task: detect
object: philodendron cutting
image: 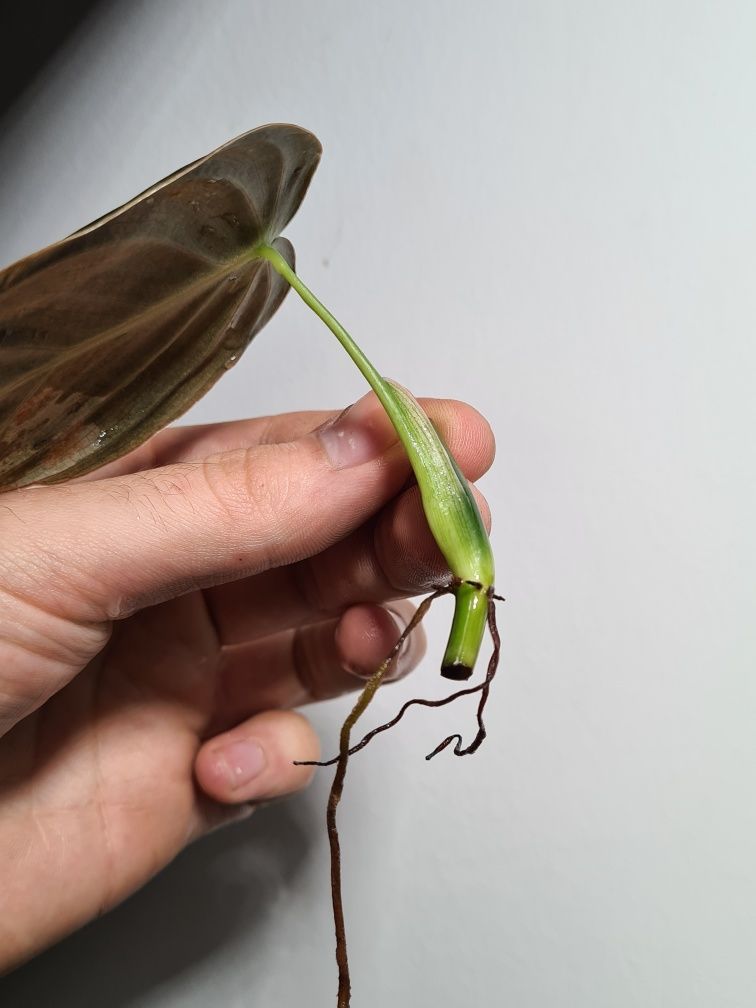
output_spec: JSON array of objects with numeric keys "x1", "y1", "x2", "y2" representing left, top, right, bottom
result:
[{"x1": 0, "y1": 124, "x2": 502, "y2": 1007}]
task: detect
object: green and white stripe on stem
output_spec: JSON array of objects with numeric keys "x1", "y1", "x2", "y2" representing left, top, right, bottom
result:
[{"x1": 257, "y1": 242, "x2": 494, "y2": 679}]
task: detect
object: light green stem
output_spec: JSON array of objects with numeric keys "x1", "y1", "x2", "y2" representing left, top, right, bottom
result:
[
  {"x1": 256, "y1": 245, "x2": 392, "y2": 412},
  {"x1": 258, "y1": 243, "x2": 494, "y2": 677}
]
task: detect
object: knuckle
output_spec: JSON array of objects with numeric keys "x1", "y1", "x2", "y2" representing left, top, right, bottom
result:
[
  {"x1": 198, "y1": 449, "x2": 257, "y2": 529},
  {"x1": 199, "y1": 440, "x2": 321, "y2": 570},
  {"x1": 200, "y1": 444, "x2": 291, "y2": 533},
  {"x1": 241, "y1": 445, "x2": 299, "y2": 550}
]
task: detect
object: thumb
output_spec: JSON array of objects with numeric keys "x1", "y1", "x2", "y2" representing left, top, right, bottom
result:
[{"x1": 0, "y1": 393, "x2": 403, "y2": 731}]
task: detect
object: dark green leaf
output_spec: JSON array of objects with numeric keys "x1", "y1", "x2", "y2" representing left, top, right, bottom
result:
[{"x1": 0, "y1": 123, "x2": 321, "y2": 490}]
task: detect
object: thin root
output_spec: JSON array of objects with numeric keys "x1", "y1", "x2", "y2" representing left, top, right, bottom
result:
[
  {"x1": 299, "y1": 591, "x2": 502, "y2": 767},
  {"x1": 298, "y1": 586, "x2": 502, "y2": 1008},
  {"x1": 310, "y1": 584, "x2": 452, "y2": 1008}
]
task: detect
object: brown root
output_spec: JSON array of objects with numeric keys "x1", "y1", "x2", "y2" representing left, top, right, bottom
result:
[
  {"x1": 309, "y1": 585, "x2": 452, "y2": 1008},
  {"x1": 299, "y1": 591, "x2": 502, "y2": 767},
  {"x1": 299, "y1": 586, "x2": 502, "y2": 1007}
]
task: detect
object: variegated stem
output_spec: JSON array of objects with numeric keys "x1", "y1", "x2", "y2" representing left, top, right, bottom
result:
[{"x1": 257, "y1": 243, "x2": 494, "y2": 677}]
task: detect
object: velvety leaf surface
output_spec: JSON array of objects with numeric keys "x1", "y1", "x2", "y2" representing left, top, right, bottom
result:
[{"x1": 0, "y1": 123, "x2": 321, "y2": 489}]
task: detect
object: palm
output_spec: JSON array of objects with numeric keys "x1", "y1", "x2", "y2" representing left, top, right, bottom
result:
[{"x1": 1, "y1": 591, "x2": 228, "y2": 952}]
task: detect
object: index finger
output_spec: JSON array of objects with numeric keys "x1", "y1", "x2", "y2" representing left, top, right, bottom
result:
[{"x1": 75, "y1": 408, "x2": 339, "y2": 481}]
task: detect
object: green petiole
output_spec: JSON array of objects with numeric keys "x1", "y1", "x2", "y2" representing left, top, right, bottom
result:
[{"x1": 257, "y1": 243, "x2": 494, "y2": 678}]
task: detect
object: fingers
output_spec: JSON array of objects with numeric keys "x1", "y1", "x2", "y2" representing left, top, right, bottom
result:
[
  {"x1": 0, "y1": 389, "x2": 406, "y2": 734},
  {"x1": 2, "y1": 393, "x2": 492, "y2": 637},
  {"x1": 195, "y1": 598, "x2": 428, "y2": 809},
  {"x1": 78, "y1": 409, "x2": 337, "y2": 482},
  {"x1": 1, "y1": 391, "x2": 421, "y2": 623},
  {"x1": 202, "y1": 395, "x2": 494, "y2": 644},
  {"x1": 195, "y1": 709, "x2": 320, "y2": 805},
  {"x1": 209, "y1": 599, "x2": 425, "y2": 732},
  {"x1": 196, "y1": 600, "x2": 426, "y2": 813},
  {"x1": 0, "y1": 390, "x2": 490, "y2": 745},
  {"x1": 80, "y1": 392, "x2": 491, "y2": 480},
  {"x1": 204, "y1": 479, "x2": 491, "y2": 646}
]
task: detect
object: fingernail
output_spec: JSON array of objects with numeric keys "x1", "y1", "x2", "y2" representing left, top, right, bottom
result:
[
  {"x1": 318, "y1": 392, "x2": 397, "y2": 469},
  {"x1": 215, "y1": 739, "x2": 267, "y2": 792}
]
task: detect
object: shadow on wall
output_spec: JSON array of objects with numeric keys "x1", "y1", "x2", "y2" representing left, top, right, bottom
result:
[
  {"x1": 0, "y1": 2, "x2": 109, "y2": 121},
  {"x1": 0, "y1": 800, "x2": 314, "y2": 1007}
]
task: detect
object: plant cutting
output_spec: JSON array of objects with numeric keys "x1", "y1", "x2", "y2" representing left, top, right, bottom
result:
[{"x1": 0, "y1": 124, "x2": 502, "y2": 1006}]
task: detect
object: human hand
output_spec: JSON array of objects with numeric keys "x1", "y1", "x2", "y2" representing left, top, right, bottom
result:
[{"x1": 0, "y1": 390, "x2": 493, "y2": 972}]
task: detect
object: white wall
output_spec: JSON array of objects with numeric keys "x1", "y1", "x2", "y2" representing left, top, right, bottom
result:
[{"x1": 2, "y1": 2, "x2": 755, "y2": 1005}]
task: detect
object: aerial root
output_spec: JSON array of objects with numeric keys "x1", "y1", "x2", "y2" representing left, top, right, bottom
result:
[
  {"x1": 304, "y1": 585, "x2": 503, "y2": 1008},
  {"x1": 310, "y1": 583, "x2": 454, "y2": 1008},
  {"x1": 294, "y1": 584, "x2": 453, "y2": 768},
  {"x1": 297, "y1": 589, "x2": 502, "y2": 768}
]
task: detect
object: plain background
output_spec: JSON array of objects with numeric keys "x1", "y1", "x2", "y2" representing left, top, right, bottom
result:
[{"x1": 1, "y1": 2, "x2": 755, "y2": 1005}]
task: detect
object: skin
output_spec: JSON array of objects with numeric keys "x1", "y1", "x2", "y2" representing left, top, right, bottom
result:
[{"x1": 0, "y1": 389, "x2": 494, "y2": 974}]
